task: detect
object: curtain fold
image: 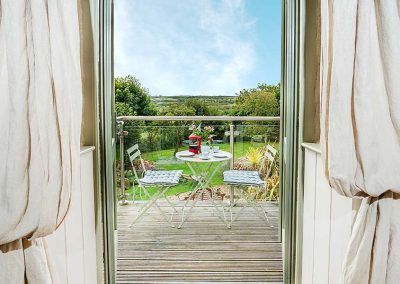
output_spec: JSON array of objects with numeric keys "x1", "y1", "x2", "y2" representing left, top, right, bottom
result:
[
  {"x1": 320, "y1": 0, "x2": 400, "y2": 283},
  {"x1": 0, "y1": 0, "x2": 82, "y2": 282}
]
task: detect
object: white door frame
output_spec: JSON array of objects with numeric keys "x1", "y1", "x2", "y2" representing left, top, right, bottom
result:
[{"x1": 97, "y1": 0, "x2": 304, "y2": 282}]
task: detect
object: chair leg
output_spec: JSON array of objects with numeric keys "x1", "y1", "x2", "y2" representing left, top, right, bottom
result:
[
  {"x1": 225, "y1": 185, "x2": 235, "y2": 226},
  {"x1": 139, "y1": 186, "x2": 143, "y2": 200},
  {"x1": 130, "y1": 186, "x2": 176, "y2": 228},
  {"x1": 147, "y1": 187, "x2": 177, "y2": 228},
  {"x1": 162, "y1": 193, "x2": 178, "y2": 213},
  {"x1": 229, "y1": 186, "x2": 273, "y2": 227},
  {"x1": 130, "y1": 187, "x2": 163, "y2": 227},
  {"x1": 230, "y1": 185, "x2": 235, "y2": 206},
  {"x1": 249, "y1": 191, "x2": 273, "y2": 227},
  {"x1": 133, "y1": 185, "x2": 138, "y2": 202},
  {"x1": 150, "y1": 187, "x2": 178, "y2": 227},
  {"x1": 229, "y1": 187, "x2": 250, "y2": 225}
]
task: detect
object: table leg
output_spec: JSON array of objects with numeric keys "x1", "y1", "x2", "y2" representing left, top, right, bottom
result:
[{"x1": 178, "y1": 161, "x2": 230, "y2": 228}]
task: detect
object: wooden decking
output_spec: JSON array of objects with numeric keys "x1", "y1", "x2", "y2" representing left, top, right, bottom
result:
[{"x1": 117, "y1": 201, "x2": 282, "y2": 283}]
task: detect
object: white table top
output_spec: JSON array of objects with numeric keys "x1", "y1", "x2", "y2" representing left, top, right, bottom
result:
[{"x1": 176, "y1": 150, "x2": 232, "y2": 163}]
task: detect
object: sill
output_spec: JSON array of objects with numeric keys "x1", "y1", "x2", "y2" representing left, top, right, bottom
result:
[
  {"x1": 80, "y1": 146, "x2": 95, "y2": 155},
  {"x1": 301, "y1": 142, "x2": 321, "y2": 154}
]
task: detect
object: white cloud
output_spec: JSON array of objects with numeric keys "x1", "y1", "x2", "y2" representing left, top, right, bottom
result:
[{"x1": 115, "y1": 0, "x2": 257, "y2": 96}]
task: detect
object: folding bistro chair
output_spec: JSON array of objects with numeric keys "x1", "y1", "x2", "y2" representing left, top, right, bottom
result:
[
  {"x1": 127, "y1": 144, "x2": 183, "y2": 228},
  {"x1": 223, "y1": 144, "x2": 277, "y2": 226}
]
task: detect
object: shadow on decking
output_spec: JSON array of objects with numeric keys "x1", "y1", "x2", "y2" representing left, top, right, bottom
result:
[{"x1": 117, "y1": 201, "x2": 283, "y2": 283}]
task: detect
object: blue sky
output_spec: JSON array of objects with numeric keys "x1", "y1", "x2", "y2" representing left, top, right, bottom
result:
[{"x1": 115, "y1": 0, "x2": 281, "y2": 96}]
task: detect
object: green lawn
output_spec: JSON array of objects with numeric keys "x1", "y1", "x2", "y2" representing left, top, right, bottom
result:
[{"x1": 124, "y1": 141, "x2": 279, "y2": 200}]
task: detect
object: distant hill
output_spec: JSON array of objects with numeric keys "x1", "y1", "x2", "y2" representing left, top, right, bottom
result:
[{"x1": 151, "y1": 96, "x2": 237, "y2": 113}]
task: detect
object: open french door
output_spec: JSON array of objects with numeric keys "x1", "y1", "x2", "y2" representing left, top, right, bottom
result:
[{"x1": 98, "y1": 0, "x2": 303, "y2": 283}]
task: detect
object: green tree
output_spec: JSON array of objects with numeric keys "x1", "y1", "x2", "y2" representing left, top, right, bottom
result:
[
  {"x1": 233, "y1": 89, "x2": 278, "y2": 117},
  {"x1": 115, "y1": 76, "x2": 157, "y2": 163},
  {"x1": 114, "y1": 75, "x2": 157, "y2": 117},
  {"x1": 158, "y1": 104, "x2": 195, "y2": 155},
  {"x1": 232, "y1": 84, "x2": 280, "y2": 141},
  {"x1": 257, "y1": 83, "x2": 280, "y2": 111},
  {"x1": 115, "y1": 101, "x2": 134, "y2": 116},
  {"x1": 184, "y1": 98, "x2": 221, "y2": 116}
]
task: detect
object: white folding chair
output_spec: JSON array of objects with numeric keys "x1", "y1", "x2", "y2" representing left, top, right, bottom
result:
[
  {"x1": 223, "y1": 144, "x2": 277, "y2": 226},
  {"x1": 127, "y1": 144, "x2": 183, "y2": 228}
]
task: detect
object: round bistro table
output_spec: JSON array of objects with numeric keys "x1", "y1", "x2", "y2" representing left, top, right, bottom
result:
[{"x1": 175, "y1": 150, "x2": 232, "y2": 228}]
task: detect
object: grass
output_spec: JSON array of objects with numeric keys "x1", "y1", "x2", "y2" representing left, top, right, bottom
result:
[{"x1": 124, "y1": 141, "x2": 279, "y2": 200}]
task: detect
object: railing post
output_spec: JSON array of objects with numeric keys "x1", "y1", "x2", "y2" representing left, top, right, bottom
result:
[
  {"x1": 118, "y1": 121, "x2": 128, "y2": 205},
  {"x1": 229, "y1": 124, "x2": 235, "y2": 204},
  {"x1": 229, "y1": 124, "x2": 234, "y2": 169}
]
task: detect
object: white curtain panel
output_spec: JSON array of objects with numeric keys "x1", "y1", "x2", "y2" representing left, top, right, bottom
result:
[
  {"x1": 320, "y1": 0, "x2": 400, "y2": 283},
  {"x1": 0, "y1": 0, "x2": 82, "y2": 283}
]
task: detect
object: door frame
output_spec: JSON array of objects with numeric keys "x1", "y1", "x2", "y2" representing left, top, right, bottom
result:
[
  {"x1": 98, "y1": 0, "x2": 117, "y2": 283},
  {"x1": 97, "y1": 0, "x2": 303, "y2": 282},
  {"x1": 280, "y1": 0, "x2": 303, "y2": 283}
]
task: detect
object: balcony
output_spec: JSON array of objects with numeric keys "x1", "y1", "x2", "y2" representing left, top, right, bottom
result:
[{"x1": 116, "y1": 116, "x2": 282, "y2": 283}]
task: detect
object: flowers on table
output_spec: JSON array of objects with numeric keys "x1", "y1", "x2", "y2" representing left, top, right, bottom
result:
[
  {"x1": 189, "y1": 123, "x2": 215, "y2": 143},
  {"x1": 188, "y1": 123, "x2": 216, "y2": 153}
]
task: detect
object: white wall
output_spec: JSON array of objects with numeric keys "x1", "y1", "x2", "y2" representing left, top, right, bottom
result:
[
  {"x1": 301, "y1": 144, "x2": 355, "y2": 284},
  {"x1": 45, "y1": 147, "x2": 97, "y2": 284}
]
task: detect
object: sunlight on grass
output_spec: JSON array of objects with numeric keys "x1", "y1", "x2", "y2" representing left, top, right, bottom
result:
[{"x1": 125, "y1": 141, "x2": 279, "y2": 200}]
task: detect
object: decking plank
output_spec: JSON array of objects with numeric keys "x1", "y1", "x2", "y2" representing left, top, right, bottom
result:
[{"x1": 117, "y1": 201, "x2": 282, "y2": 283}]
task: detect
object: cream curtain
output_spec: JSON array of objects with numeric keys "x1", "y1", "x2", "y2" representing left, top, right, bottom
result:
[
  {"x1": 0, "y1": 0, "x2": 82, "y2": 283},
  {"x1": 320, "y1": 0, "x2": 400, "y2": 283}
]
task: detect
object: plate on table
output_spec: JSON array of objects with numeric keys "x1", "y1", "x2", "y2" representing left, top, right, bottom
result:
[
  {"x1": 198, "y1": 154, "x2": 211, "y2": 160},
  {"x1": 179, "y1": 151, "x2": 195, "y2": 157},
  {"x1": 178, "y1": 151, "x2": 195, "y2": 157},
  {"x1": 213, "y1": 152, "x2": 229, "y2": 158}
]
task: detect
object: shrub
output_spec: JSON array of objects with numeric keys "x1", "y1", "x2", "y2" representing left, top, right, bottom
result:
[{"x1": 233, "y1": 146, "x2": 280, "y2": 201}]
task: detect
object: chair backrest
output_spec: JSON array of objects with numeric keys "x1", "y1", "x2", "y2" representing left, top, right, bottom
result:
[
  {"x1": 266, "y1": 144, "x2": 277, "y2": 160},
  {"x1": 260, "y1": 144, "x2": 277, "y2": 177},
  {"x1": 126, "y1": 144, "x2": 147, "y2": 183}
]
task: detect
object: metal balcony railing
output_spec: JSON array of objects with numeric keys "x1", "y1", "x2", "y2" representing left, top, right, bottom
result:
[{"x1": 116, "y1": 116, "x2": 280, "y2": 205}]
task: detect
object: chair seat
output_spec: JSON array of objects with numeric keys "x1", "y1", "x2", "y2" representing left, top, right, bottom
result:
[
  {"x1": 223, "y1": 170, "x2": 265, "y2": 186},
  {"x1": 140, "y1": 170, "x2": 183, "y2": 186}
]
